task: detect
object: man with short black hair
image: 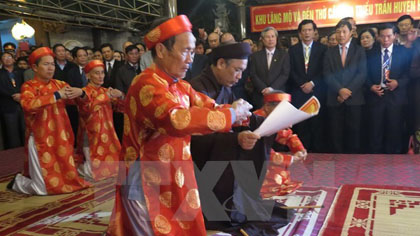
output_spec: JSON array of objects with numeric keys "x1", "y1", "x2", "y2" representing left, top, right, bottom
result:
[
  {"x1": 396, "y1": 14, "x2": 415, "y2": 46},
  {"x1": 324, "y1": 19, "x2": 367, "y2": 153},
  {"x1": 289, "y1": 19, "x2": 327, "y2": 152},
  {"x1": 53, "y1": 43, "x2": 76, "y2": 82},
  {"x1": 100, "y1": 43, "x2": 122, "y2": 88},
  {"x1": 366, "y1": 24, "x2": 410, "y2": 154}
]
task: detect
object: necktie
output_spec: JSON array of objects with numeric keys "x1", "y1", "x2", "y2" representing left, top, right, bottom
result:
[
  {"x1": 81, "y1": 70, "x2": 87, "y2": 87},
  {"x1": 304, "y1": 45, "x2": 310, "y2": 73},
  {"x1": 107, "y1": 62, "x2": 112, "y2": 78},
  {"x1": 267, "y1": 52, "x2": 273, "y2": 69},
  {"x1": 382, "y1": 48, "x2": 390, "y2": 86},
  {"x1": 341, "y1": 46, "x2": 347, "y2": 67}
]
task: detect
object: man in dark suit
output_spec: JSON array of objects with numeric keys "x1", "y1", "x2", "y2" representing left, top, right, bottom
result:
[
  {"x1": 100, "y1": 43, "x2": 122, "y2": 88},
  {"x1": 250, "y1": 27, "x2": 290, "y2": 109},
  {"x1": 115, "y1": 45, "x2": 141, "y2": 94},
  {"x1": 324, "y1": 20, "x2": 367, "y2": 153},
  {"x1": 53, "y1": 44, "x2": 76, "y2": 82},
  {"x1": 65, "y1": 47, "x2": 89, "y2": 144},
  {"x1": 289, "y1": 20, "x2": 327, "y2": 152},
  {"x1": 0, "y1": 52, "x2": 25, "y2": 149},
  {"x1": 366, "y1": 24, "x2": 411, "y2": 154}
]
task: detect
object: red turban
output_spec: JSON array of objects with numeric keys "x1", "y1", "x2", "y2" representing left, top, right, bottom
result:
[
  {"x1": 28, "y1": 47, "x2": 55, "y2": 66},
  {"x1": 84, "y1": 60, "x2": 105, "y2": 74},
  {"x1": 264, "y1": 92, "x2": 291, "y2": 103},
  {"x1": 144, "y1": 15, "x2": 192, "y2": 50}
]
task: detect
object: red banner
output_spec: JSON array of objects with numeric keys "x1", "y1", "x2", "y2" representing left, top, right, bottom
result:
[{"x1": 250, "y1": 0, "x2": 420, "y2": 32}]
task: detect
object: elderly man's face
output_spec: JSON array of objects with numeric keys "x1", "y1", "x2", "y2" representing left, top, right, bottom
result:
[
  {"x1": 216, "y1": 58, "x2": 247, "y2": 87},
  {"x1": 208, "y1": 33, "x2": 220, "y2": 49},
  {"x1": 398, "y1": 18, "x2": 413, "y2": 35},
  {"x1": 161, "y1": 32, "x2": 195, "y2": 79}
]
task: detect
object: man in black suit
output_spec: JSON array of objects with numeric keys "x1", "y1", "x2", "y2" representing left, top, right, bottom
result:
[
  {"x1": 289, "y1": 20, "x2": 327, "y2": 152},
  {"x1": 65, "y1": 47, "x2": 89, "y2": 144},
  {"x1": 0, "y1": 52, "x2": 25, "y2": 149},
  {"x1": 183, "y1": 53, "x2": 208, "y2": 82},
  {"x1": 53, "y1": 44, "x2": 76, "y2": 82},
  {"x1": 115, "y1": 45, "x2": 141, "y2": 94},
  {"x1": 100, "y1": 43, "x2": 122, "y2": 88},
  {"x1": 324, "y1": 20, "x2": 367, "y2": 153},
  {"x1": 250, "y1": 27, "x2": 290, "y2": 109},
  {"x1": 366, "y1": 24, "x2": 410, "y2": 154}
]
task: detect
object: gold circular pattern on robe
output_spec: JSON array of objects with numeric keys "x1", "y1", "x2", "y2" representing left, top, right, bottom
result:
[
  {"x1": 105, "y1": 155, "x2": 114, "y2": 163},
  {"x1": 101, "y1": 168, "x2": 110, "y2": 177},
  {"x1": 61, "y1": 185, "x2": 73, "y2": 193},
  {"x1": 130, "y1": 96, "x2": 137, "y2": 117},
  {"x1": 48, "y1": 120, "x2": 56, "y2": 131},
  {"x1": 123, "y1": 114, "x2": 130, "y2": 136},
  {"x1": 139, "y1": 85, "x2": 155, "y2": 107},
  {"x1": 154, "y1": 214, "x2": 171, "y2": 234},
  {"x1": 159, "y1": 191, "x2": 173, "y2": 208},
  {"x1": 33, "y1": 99, "x2": 42, "y2": 108},
  {"x1": 104, "y1": 121, "x2": 109, "y2": 130},
  {"x1": 49, "y1": 177, "x2": 60, "y2": 188},
  {"x1": 170, "y1": 110, "x2": 191, "y2": 130},
  {"x1": 46, "y1": 136, "x2": 55, "y2": 147},
  {"x1": 158, "y1": 128, "x2": 167, "y2": 135},
  {"x1": 42, "y1": 109, "x2": 48, "y2": 121},
  {"x1": 58, "y1": 145, "x2": 67, "y2": 157},
  {"x1": 93, "y1": 159, "x2": 101, "y2": 168},
  {"x1": 182, "y1": 143, "x2": 191, "y2": 160},
  {"x1": 54, "y1": 162, "x2": 60, "y2": 173},
  {"x1": 274, "y1": 174, "x2": 283, "y2": 185},
  {"x1": 195, "y1": 95, "x2": 204, "y2": 108},
  {"x1": 186, "y1": 188, "x2": 200, "y2": 209},
  {"x1": 175, "y1": 167, "x2": 185, "y2": 188},
  {"x1": 97, "y1": 94, "x2": 106, "y2": 101},
  {"x1": 101, "y1": 133, "x2": 109, "y2": 143},
  {"x1": 154, "y1": 103, "x2": 167, "y2": 118},
  {"x1": 272, "y1": 153, "x2": 284, "y2": 165},
  {"x1": 158, "y1": 143, "x2": 175, "y2": 163},
  {"x1": 94, "y1": 122, "x2": 101, "y2": 133},
  {"x1": 177, "y1": 219, "x2": 192, "y2": 230},
  {"x1": 125, "y1": 146, "x2": 137, "y2": 162},
  {"x1": 60, "y1": 130, "x2": 68, "y2": 141},
  {"x1": 93, "y1": 105, "x2": 101, "y2": 112},
  {"x1": 143, "y1": 167, "x2": 161, "y2": 186},
  {"x1": 42, "y1": 152, "x2": 52, "y2": 163},
  {"x1": 280, "y1": 171, "x2": 288, "y2": 178},
  {"x1": 97, "y1": 146, "x2": 105, "y2": 156},
  {"x1": 69, "y1": 156, "x2": 75, "y2": 166},
  {"x1": 109, "y1": 143, "x2": 117, "y2": 154},
  {"x1": 53, "y1": 104, "x2": 59, "y2": 115},
  {"x1": 37, "y1": 128, "x2": 45, "y2": 138},
  {"x1": 207, "y1": 111, "x2": 226, "y2": 131},
  {"x1": 144, "y1": 118, "x2": 154, "y2": 129},
  {"x1": 41, "y1": 168, "x2": 48, "y2": 177},
  {"x1": 66, "y1": 171, "x2": 76, "y2": 180},
  {"x1": 147, "y1": 27, "x2": 161, "y2": 43},
  {"x1": 93, "y1": 137, "x2": 99, "y2": 146}
]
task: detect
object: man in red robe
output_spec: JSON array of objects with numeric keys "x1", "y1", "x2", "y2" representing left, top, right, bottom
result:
[
  {"x1": 253, "y1": 91, "x2": 307, "y2": 198},
  {"x1": 9, "y1": 47, "x2": 90, "y2": 195},
  {"x1": 75, "y1": 60, "x2": 124, "y2": 181},
  {"x1": 106, "y1": 15, "x2": 253, "y2": 236}
]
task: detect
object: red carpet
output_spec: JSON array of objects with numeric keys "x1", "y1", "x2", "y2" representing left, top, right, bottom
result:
[
  {"x1": 0, "y1": 147, "x2": 25, "y2": 178},
  {"x1": 290, "y1": 154, "x2": 420, "y2": 188},
  {"x1": 319, "y1": 184, "x2": 420, "y2": 236}
]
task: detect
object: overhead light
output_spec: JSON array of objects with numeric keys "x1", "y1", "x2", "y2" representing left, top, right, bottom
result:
[{"x1": 11, "y1": 20, "x2": 35, "y2": 40}]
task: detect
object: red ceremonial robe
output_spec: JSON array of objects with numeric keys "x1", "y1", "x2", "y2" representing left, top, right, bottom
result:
[
  {"x1": 20, "y1": 77, "x2": 89, "y2": 194},
  {"x1": 254, "y1": 108, "x2": 304, "y2": 198},
  {"x1": 75, "y1": 83, "x2": 123, "y2": 181},
  {"x1": 107, "y1": 64, "x2": 233, "y2": 236}
]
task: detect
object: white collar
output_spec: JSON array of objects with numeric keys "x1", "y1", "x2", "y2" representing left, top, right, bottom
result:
[
  {"x1": 265, "y1": 48, "x2": 276, "y2": 55},
  {"x1": 381, "y1": 44, "x2": 394, "y2": 54},
  {"x1": 302, "y1": 41, "x2": 314, "y2": 49},
  {"x1": 340, "y1": 38, "x2": 352, "y2": 49}
]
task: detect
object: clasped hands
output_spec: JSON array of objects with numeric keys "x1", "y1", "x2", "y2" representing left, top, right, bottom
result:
[
  {"x1": 57, "y1": 86, "x2": 84, "y2": 99},
  {"x1": 107, "y1": 87, "x2": 124, "y2": 98}
]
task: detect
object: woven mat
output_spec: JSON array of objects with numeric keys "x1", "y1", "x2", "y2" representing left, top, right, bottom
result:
[
  {"x1": 0, "y1": 175, "x2": 115, "y2": 236},
  {"x1": 319, "y1": 184, "x2": 420, "y2": 236}
]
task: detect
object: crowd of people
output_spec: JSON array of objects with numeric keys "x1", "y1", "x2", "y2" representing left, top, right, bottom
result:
[{"x1": 0, "y1": 12, "x2": 420, "y2": 235}]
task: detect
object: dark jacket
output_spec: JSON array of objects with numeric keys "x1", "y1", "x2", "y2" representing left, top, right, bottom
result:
[
  {"x1": 324, "y1": 39, "x2": 367, "y2": 106},
  {"x1": 54, "y1": 60, "x2": 76, "y2": 83},
  {"x1": 115, "y1": 62, "x2": 141, "y2": 94},
  {"x1": 0, "y1": 67, "x2": 24, "y2": 113}
]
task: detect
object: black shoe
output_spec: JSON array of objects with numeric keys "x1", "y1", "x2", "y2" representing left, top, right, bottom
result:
[{"x1": 6, "y1": 176, "x2": 16, "y2": 190}]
